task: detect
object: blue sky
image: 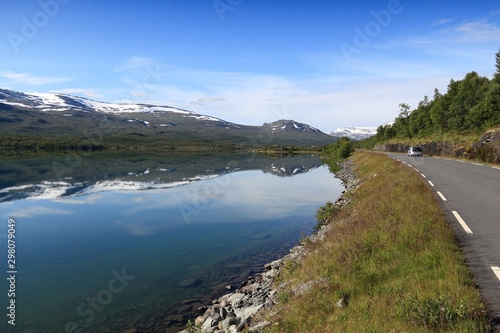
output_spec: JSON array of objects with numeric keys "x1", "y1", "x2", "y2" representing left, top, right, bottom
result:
[{"x1": 1, "y1": 0, "x2": 500, "y2": 132}]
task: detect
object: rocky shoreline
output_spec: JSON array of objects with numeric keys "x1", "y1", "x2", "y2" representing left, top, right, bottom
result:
[{"x1": 178, "y1": 160, "x2": 359, "y2": 333}]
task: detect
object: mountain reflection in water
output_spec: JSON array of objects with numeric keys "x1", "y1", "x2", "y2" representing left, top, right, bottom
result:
[{"x1": 0, "y1": 153, "x2": 342, "y2": 333}]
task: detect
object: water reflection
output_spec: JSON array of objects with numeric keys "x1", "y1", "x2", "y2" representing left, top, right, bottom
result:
[
  {"x1": 0, "y1": 153, "x2": 342, "y2": 333},
  {"x1": 0, "y1": 153, "x2": 323, "y2": 202}
]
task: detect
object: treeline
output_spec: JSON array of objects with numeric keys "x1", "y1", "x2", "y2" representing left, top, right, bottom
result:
[
  {"x1": 363, "y1": 48, "x2": 500, "y2": 147},
  {"x1": 0, "y1": 133, "x2": 248, "y2": 154}
]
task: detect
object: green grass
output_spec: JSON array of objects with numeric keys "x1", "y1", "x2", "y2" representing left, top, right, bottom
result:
[{"x1": 262, "y1": 151, "x2": 490, "y2": 333}]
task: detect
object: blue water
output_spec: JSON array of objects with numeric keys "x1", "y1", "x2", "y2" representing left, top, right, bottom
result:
[{"x1": 0, "y1": 156, "x2": 342, "y2": 333}]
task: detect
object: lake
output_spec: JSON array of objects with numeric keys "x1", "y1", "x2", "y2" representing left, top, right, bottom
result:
[{"x1": 0, "y1": 152, "x2": 343, "y2": 333}]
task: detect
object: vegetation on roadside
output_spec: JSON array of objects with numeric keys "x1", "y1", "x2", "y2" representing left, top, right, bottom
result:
[
  {"x1": 320, "y1": 137, "x2": 355, "y2": 172},
  {"x1": 360, "y1": 47, "x2": 500, "y2": 149},
  {"x1": 262, "y1": 152, "x2": 490, "y2": 332}
]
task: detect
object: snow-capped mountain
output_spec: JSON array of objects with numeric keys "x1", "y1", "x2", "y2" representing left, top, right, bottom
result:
[
  {"x1": 0, "y1": 88, "x2": 337, "y2": 146},
  {"x1": 330, "y1": 126, "x2": 377, "y2": 140},
  {"x1": 263, "y1": 119, "x2": 323, "y2": 133},
  {"x1": 0, "y1": 88, "x2": 242, "y2": 128}
]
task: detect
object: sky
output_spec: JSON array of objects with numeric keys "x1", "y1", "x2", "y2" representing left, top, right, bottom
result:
[{"x1": 1, "y1": 0, "x2": 500, "y2": 133}]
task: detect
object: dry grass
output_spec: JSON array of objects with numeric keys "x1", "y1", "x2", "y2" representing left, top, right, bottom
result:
[{"x1": 263, "y1": 152, "x2": 490, "y2": 333}]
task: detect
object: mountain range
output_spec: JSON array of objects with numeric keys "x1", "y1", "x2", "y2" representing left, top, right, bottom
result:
[{"x1": 0, "y1": 89, "x2": 337, "y2": 148}]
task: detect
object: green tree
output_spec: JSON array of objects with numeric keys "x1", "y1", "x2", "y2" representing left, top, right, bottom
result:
[
  {"x1": 494, "y1": 47, "x2": 500, "y2": 84},
  {"x1": 467, "y1": 82, "x2": 500, "y2": 130},
  {"x1": 448, "y1": 72, "x2": 489, "y2": 130},
  {"x1": 409, "y1": 96, "x2": 432, "y2": 136}
]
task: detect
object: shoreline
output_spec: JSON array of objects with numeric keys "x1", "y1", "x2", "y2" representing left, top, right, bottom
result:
[{"x1": 178, "y1": 160, "x2": 359, "y2": 333}]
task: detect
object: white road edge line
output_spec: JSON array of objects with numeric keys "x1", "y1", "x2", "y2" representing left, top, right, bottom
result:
[
  {"x1": 452, "y1": 211, "x2": 473, "y2": 234},
  {"x1": 458, "y1": 160, "x2": 465, "y2": 163},
  {"x1": 436, "y1": 191, "x2": 447, "y2": 201},
  {"x1": 428, "y1": 181, "x2": 435, "y2": 187},
  {"x1": 414, "y1": 168, "x2": 419, "y2": 172},
  {"x1": 420, "y1": 173, "x2": 427, "y2": 178},
  {"x1": 492, "y1": 266, "x2": 500, "y2": 282},
  {"x1": 492, "y1": 167, "x2": 500, "y2": 170},
  {"x1": 472, "y1": 163, "x2": 483, "y2": 166}
]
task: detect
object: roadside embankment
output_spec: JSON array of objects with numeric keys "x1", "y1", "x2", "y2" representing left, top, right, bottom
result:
[{"x1": 374, "y1": 128, "x2": 500, "y2": 163}]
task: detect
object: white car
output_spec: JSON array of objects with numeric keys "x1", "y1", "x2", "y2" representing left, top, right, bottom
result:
[{"x1": 408, "y1": 146, "x2": 423, "y2": 157}]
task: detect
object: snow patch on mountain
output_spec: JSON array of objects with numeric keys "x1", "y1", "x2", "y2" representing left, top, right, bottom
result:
[
  {"x1": 330, "y1": 126, "x2": 377, "y2": 140},
  {"x1": 264, "y1": 119, "x2": 323, "y2": 133}
]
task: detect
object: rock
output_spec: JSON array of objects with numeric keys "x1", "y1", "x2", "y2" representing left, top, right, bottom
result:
[
  {"x1": 220, "y1": 306, "x2": 228, "y2": 319},
  {"x1": 249, "y1": 320, "x2": 272, "y2": 332},
  {"x1": 211, "y1": 313, "x2": 221, "y2": 324},
  {"x1": 202, "y1": 317, "x2": 214, "y2": 331},
  {"x1": 293, "y1": 278, "x2": 330, "y2": 296},
  {"x1": 177, "y1": 278, "x2": 203, "y2": 288},
  {"x1": 220, "y1": 316, "x2": 239, "y2": 331},
  {"x1": 226, "y1": 293, "x2": 246, "y2": 308},
  {"x1": 234, "y1": 305, "x2": 263, "y2": 323},
  {"x1": 336, "y1": 297, "x2": 349, "y2": 308},
  {"x1": 194, "y1": 315, "x2": 205, "y2": 327}
]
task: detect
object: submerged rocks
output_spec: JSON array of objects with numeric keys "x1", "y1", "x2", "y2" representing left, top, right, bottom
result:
[
  {"x1": 178, "y1": 161, "x2": 359, "y2": 333},
  {"x1": 178, "y1": 278, "x2": 203, "y2": 288}
]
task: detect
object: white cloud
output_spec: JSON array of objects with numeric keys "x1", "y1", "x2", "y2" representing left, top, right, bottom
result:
[
  {"x1": 59, "y1": 194, "x2": 104, "y2": 205},
  {"x1": 452, "y1": 18, "x2": 500, "y2": 41},
  {"x1": 192, "y1": 96, "x2": 226, "y2": 105},
  {"x1": 431, "y1": 18, "x2": 455, "y2": 27},
  {"x1": 1, "y1": 71, "x2": 71, "y2": 85},
  {"x1": 100, "y1": 62, "x2": 454, "y2": 130},
  {"x1": 114, "y1": 56, "x2": 158, "y2": 72},
  {"x1": 8, "y1": 206, "x2": 73, "y2": 218},
  {"x1": 50, "y1": 88, "x2": 102, "y2": 99}
]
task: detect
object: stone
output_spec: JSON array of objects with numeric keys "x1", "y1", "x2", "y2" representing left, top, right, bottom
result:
[
  {"x1": 194, "y1": 315, "x2": 205, "y2": 327},
  {"x1": 211, "y1": 313, "x2": 221, "y2": 324},
  {"x1": 177, "y1": 278, "x2": 203, "y2": 288},
  {"x1": 249, "y1": 320, "x2": 272, "y2": 332},
  {"x1": 234, "y1": 304, "x2": 263, "y2": 323},
  {"x1": 220, "y1": 316, "x2": 239, "y2": 331},
  {"x1": 336, "y1": 297, "x2": 348, "y2": 308},
  {"x1": 220, "y1": 306, "x2": 228, "y2": 319},
  {"x1": 293, "y1": 278, "x2": 329, "y2": 296},
  {"x1": 226, "y1": 293, "x2": 246, "y2": 308},
  {"x1": 201, "y1": 317, "x2": 213, "y2": 332}
]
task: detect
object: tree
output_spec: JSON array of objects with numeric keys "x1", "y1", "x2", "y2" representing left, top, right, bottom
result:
[
  {"x1": 467, "y1": 82, "x2": 500, "y2": 130},
  {"x1": 409, "y1": 96, "x2": 432, "y2": 136},
  {"x1": 398, "y1": 103, "x2": 411, "y2": 119},
  {"x1": 448, "y1": 72, "x2": 489, "y2": 130},
  {"x1": 433, "y1": 88, "x2": 442, "y2": 101},
  {"x1": 494, "y1": 47, "x2": 500, "y2": 84}
]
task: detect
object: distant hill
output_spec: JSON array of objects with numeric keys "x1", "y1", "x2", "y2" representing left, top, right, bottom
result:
[{"x1": 0, "y1": 89, "x2": 338, "y2": 148}]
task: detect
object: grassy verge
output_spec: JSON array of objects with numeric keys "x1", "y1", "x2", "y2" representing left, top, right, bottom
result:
[{"x1": 263, "y1": 151, "x2": 490, "y2": 332}]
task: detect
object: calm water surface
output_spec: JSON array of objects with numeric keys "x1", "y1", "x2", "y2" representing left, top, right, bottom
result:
[{"x1": 0, "y1": 153, "x2": 342, "y2": 332}]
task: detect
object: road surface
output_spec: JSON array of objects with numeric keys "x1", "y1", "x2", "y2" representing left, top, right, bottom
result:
[{"x1": 386, "y1": 152, "x2": 500, "y2": 329}]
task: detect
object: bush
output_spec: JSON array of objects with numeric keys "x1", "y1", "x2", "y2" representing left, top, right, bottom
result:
[{"x1": 314, "y1": 201, "x2": 339, "y2": 230}]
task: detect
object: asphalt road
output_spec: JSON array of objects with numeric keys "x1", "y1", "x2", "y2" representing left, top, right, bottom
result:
[{"x1": 385, "y1": 152, "x2": 500, "y2": 329}]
